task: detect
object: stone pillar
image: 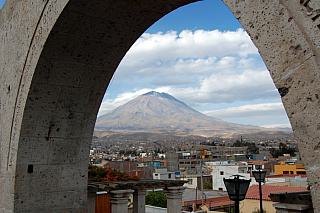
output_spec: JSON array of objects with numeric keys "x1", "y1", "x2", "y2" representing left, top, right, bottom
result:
[
  {"x1": 110, "y1": 189, "x2": 134, "y2": 213},
  {"x1": 273, "y1": 203, "x2": 313, "y2": 213},
  {"x1": 87, "y1": 190, "x2": 97, "y2": 213},
  {"x1": 270, "y1": 191, "x2": 314, "y2": 213},
  {"x1": 164, "y1": 186, "x2": 185, "y2": 213},
  {"x1": 133, "y1": 189, "x2": 146, "y2": 213}
]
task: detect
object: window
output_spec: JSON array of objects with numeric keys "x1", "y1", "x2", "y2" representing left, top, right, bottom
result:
[
  {"x1": 188, "y1": 179, "x2": 193, "y2": 184},
  {"x1": 154, "y1": 173, "x2": 159, "y2": 176},
  {"x1": 283, "y1": 171, "x2": 289, "y2": 174},
  {"x1": 220, "y1": 171, "x2": 224, "y2": 175},
  {"x1": 290, "y1": 171, "x2": 294, "y2": 174},
  {"x1": 297, "y1": 171, "x2": 306, "y2": 175},
  {"x1": 168, "y1": 173, "x2": 172, "y2": 179},
  {"x1": 218, "y1": 188, "x2": 223, "y2": 191}
]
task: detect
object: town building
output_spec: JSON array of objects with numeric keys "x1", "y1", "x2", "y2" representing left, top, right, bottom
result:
[
  {"x1": 206, "y1": 161, "x2": 250, "y2": 191},
  {"x1": 241, "y1": 184, "x2": 308, "y2": 213},
  {"x1": 181, "y1": 175, "x2": 212, "y2": 190},
  {"x1": 153, "y1": 168, "x2": 178, "y2": 180},
  {"x1": 274, "y1": 161, "x2": 306, "y2": 175}
]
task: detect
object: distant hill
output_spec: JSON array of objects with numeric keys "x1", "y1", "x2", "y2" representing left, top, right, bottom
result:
[{"x1": 95, "y1": 91, "x2": 287, "y2": 137}]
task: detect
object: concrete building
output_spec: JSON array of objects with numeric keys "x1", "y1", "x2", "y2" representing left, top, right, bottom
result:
[
  {"x1": 182, "y1": 175, "x2": 212, "y2": 189},
  {"x1": 274, "y1": 161, "x2": 306, "y2": 175},
  {"x1": 166, "y1": 151, "x2": 179, "y2": 172},
  {"x1": 206, "y1": 161, "x2": 250, "y2": 191},
  {"x1": 200, "y1": 146, "x2": 248, "y2": 160},
  {"x1": 266, "y1": 174, "x2": 308, "y2": 187},
  {"x1": 153, "y1": 168, "x2": 177, "y2": 180}
]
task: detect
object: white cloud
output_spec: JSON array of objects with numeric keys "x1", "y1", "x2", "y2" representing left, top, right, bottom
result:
[
  {"x1": 115, "y1": 29, "x2": 259, "y2": 79},
  {"x1": 125, "y1": 29, "x2": 257, "y2": 62},
  {"x1": 110, "y1": 29, "x2": 275, "y2": 102},
  {"x1": 204, "y1": 103, "x2": 286, "y2": 118},
  {"x1": 203, "y1": 103, "x2": 291, "y2": 128},
  {"x1": 159, "y1": 69, "x2": 278, "y2": 104},
  {"x1": 101, "y1": 28, "x2": 287, "y2": 127},
  {"x1": 261, "y1": 124, "x2": 292, "y2": 129}
]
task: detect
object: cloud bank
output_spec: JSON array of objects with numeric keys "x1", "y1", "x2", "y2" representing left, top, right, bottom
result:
[{"x1": 99, "y1": 29, "x2": 290, "y2": 128}]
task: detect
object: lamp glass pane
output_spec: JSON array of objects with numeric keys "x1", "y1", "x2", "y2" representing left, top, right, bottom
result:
[
  {"x1": 224, "y1": 179, "x2": 236, "y2": 200},
  {"x1": 253, "y1": 170, "x2": 267, "y2": 182},
  {"x1": 238, "y1": 179, "x2": 251, "y2": 200},
  {"x1": 223, "y1": 176, "x2": 251, "y2": 201}
]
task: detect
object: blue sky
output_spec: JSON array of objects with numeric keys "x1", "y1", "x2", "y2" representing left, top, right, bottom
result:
[
  {"x1": 0, "y1": 0, "x2": 289, "y2": 128},
  {"x1": 100, "y1": 0, "x2": 291, "y2": 128},
  {"x1": 99, "y1": 0, "x2": 291, "y2": 128},
  {"x1": 0, "y1": 0, "x2": 5, "y2": 8}
]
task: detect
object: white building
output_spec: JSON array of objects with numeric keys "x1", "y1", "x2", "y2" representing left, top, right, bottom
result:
[
  {"x1": 153, "y1": 168, "x2": 176, "y2": 180},
  {"x1": 206, "y1": 161, "x2": 251, "y2": 191},
  {"x1": 182, "y1": 176, "x2": 198, "y2": 189},
  {"x1": 140, "y1": 152, "x2": 148, "y2": 158}
]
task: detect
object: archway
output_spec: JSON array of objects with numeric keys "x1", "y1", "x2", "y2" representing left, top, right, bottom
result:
[{"x1": 0, "y1": 0, "x2": 320, "y2": 212}]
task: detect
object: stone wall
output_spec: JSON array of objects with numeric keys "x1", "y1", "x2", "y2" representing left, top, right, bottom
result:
[{"x1": 1, "y1": 0, "x2": 320, "y2": 212}]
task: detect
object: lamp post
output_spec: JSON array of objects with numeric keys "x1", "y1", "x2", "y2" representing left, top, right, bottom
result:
[
  {"x1": 223, "y1": 175, "x2": 251, "y2": 213},
  {"x1": 252, "y1": 169, "x2": 267, "y2": 213}
]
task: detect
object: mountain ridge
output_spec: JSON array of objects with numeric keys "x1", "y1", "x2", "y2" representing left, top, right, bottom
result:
[{"x1": 96, "y1": 91, "x2": 281, "y2": 137}]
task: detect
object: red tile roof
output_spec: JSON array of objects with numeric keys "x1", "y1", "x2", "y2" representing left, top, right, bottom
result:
[
  {"x1": 267, "y1": 174, "x2": 307, "y2": 178},
  {"x1": 246, "y1": 184, "x2": 308, "y2": 201},
  {"x1": 184, "y1": 196, "x2": 234, "y2": 208},
  {"x1": 247, "y1": 160, "x2": 268, "y2": 165}
]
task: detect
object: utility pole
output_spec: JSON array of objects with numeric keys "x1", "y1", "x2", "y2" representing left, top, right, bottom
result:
[
  {"x1": 259, "y1": 180, "x2": 263, "y2": 213},
  {"x1": 195, "y1": 186, "x2": 198, "y2": 211},
  {"x1": 200, "y1": 160, "x2": 204, "y2": 206}
]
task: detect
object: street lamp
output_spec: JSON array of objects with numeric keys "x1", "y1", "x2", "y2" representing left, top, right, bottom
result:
[
  {"x1": 223, "y1": 175, "x2": 251, "y2": 213},
  {"x1": 252, "y1": 169, "x2": 267, "y2": 213}
]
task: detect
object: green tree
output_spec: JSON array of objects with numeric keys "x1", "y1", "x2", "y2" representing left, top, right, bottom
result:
[
  {"x1": 203, "y1": 180, "x2": 213, "y2": 190},
  {"x1": 88, "y1": 165, "x2": 105, "y2": 181},
  {"x1": 232, "y1": 139, "x2": 259, "y2": 154},
  {"x1": 146, "y1": 191, "x2": 167, "y2": 208},
  {"x1": 270, "y1": 142, "x2": 297, "y2": 158}
]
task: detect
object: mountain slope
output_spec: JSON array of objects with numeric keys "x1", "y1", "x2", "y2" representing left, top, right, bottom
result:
[{"x1": 95, "y1": 91, "x2": 271, "y2": 136}]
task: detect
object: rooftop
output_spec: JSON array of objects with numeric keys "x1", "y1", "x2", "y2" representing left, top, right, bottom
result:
[
  {"x1": 183, "y1": 189, "x2": 228, "y2": 201},
  {"x1": 247, "y1": 160, "x2": 268, "y2": 165},
  {"x1": 88, "y1": 179, "x2": 187, "y2": 192},
  {"x1": 183, "y1": 196, "x2": 234, "y2": 208},
  {"x1": 267, "y1": 174, "x2": 307, "y2": 178},
  {"x1": 246, "y1": 184, "x2": 308, "y2": 201}
]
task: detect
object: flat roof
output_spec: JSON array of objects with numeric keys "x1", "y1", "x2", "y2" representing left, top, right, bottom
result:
[{"x1": 88, "y1": 179, "x2": 187, "y2": 192}]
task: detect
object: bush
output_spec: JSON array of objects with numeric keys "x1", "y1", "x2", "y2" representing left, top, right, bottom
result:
[
  {"x1": 203, "y1": 180, "x2": 212, "y2": 190},
  {"x1": 88, "y1": 165, "x2": 139, "y2": 182},
  {"x1": 146, "y1": 191, "x2": 167, "y2": 208},
  {"x1": 88, "y1": 165, "x2": 106, "y2": 181}
]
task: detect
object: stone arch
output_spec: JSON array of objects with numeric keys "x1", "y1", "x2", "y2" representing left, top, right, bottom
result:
[{"x1": 1, "y1": 0, "x2": 320, "y2": 212}]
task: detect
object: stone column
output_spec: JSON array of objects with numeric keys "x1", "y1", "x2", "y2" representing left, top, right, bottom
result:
[
  {"x1": 273, "y1": 203, "x2": 313, "y2": 213},
  {"x1": 270, "y1": 191, "x2": 313, "y2": 213},
  {"x1": 133, "y1": 189, "x2": 146, "y2": 213},
  {"x1": 87, "y1": 190, "x2": 97, "y2": 213},
  {"x1": 164, "y1": 186, "x2": 185, "y2": 213},
  {"x1": 110, "y1": 189, "x2": 134, "y2": 213}
]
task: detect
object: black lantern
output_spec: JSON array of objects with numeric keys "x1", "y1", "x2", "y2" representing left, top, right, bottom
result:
[
  {"x1": 252, "y1": 169, "x2": 267, "y2": 213},
  {"x1": 223, "y1": 175, "x2": 251, "y2": 213},
  {"x1": 252, "y1": 169, "x2": 267, "y2": 183}
]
